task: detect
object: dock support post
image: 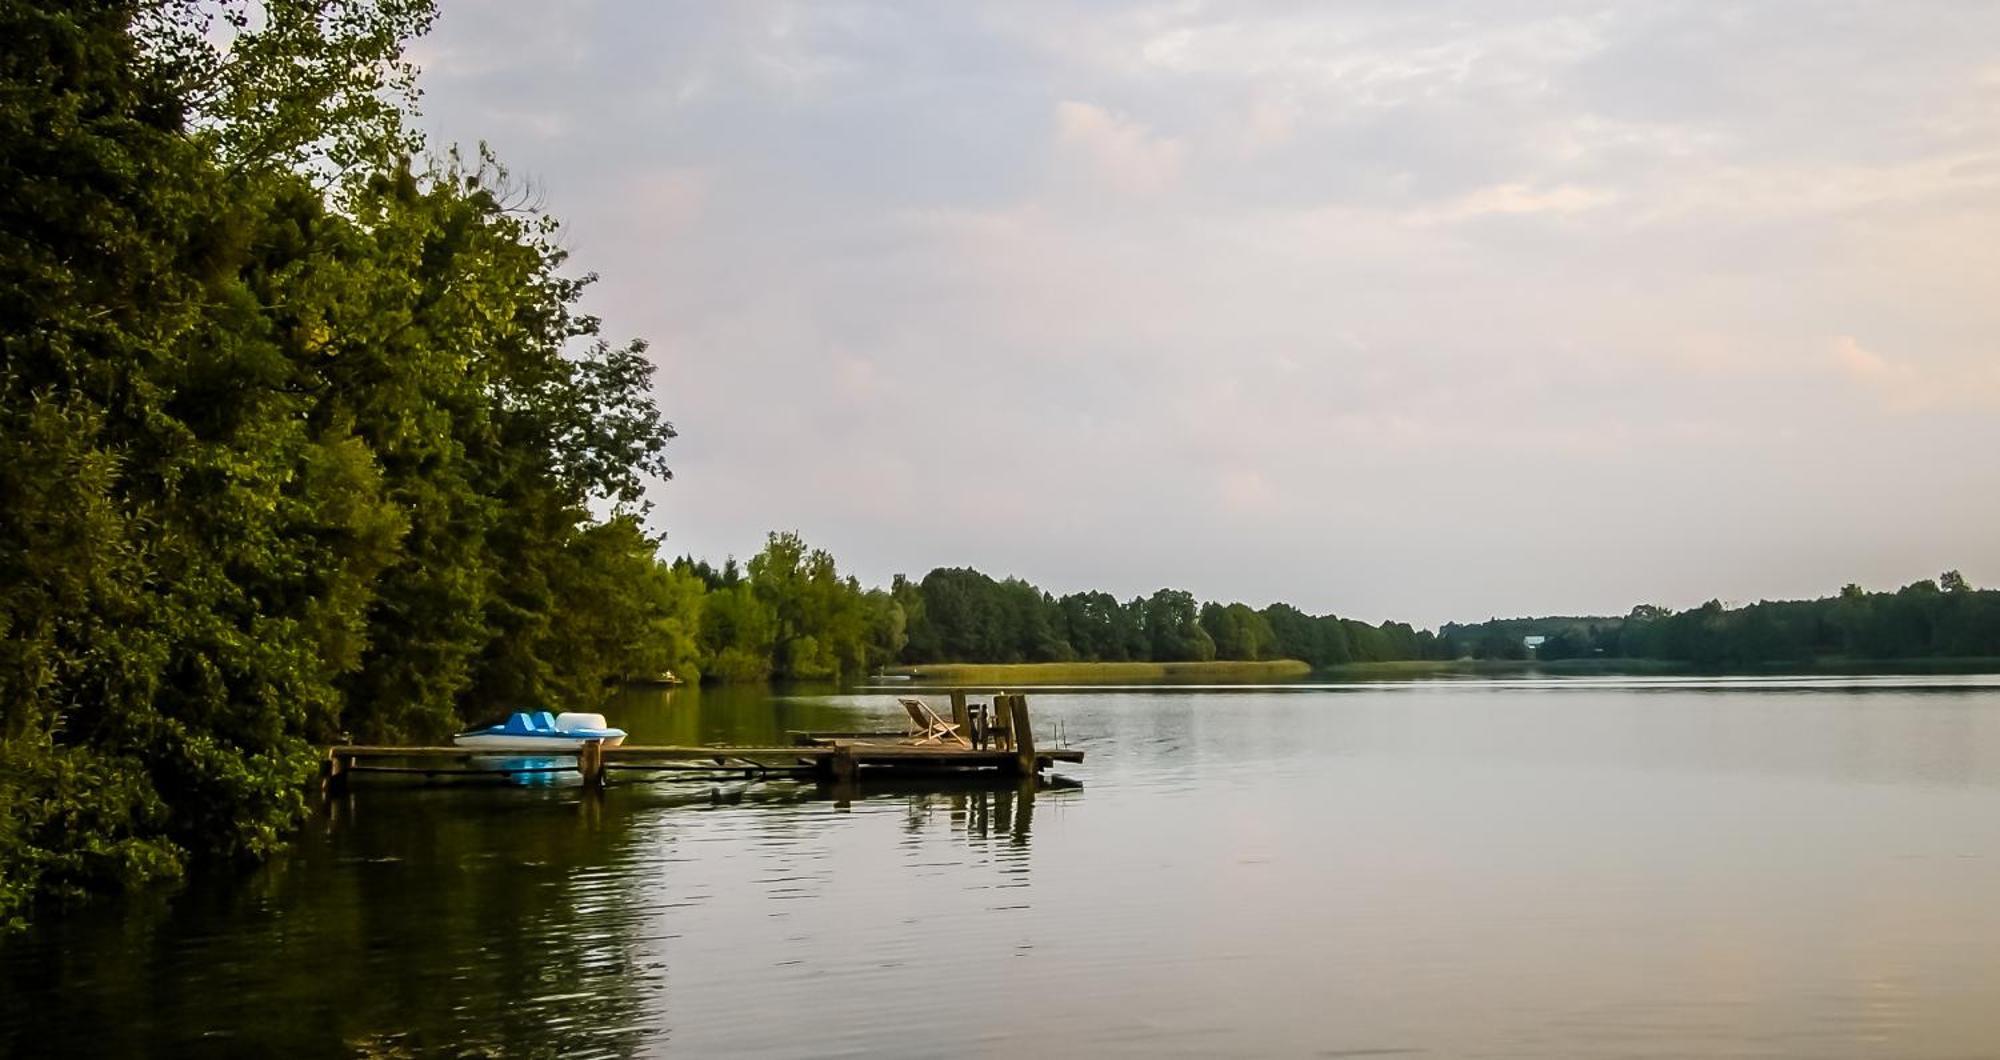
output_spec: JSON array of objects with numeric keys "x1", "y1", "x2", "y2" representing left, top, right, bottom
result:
[
  {"x1": 321, "y1": 748, "x2": 348, "y2": 796},
  {"x1": 1008, "y1": 694, "x2": 1037, "y2": 775},
  {"x1": 578, "y1": 738, "x2": 606, "y2": 791},
  {"x1": 990, "y1": 692, "x2": 1013, "y2": 751},
  {"x1": 950, "y1": 691, "x2": 970, "y2": 745},
  {"x1": 831, "y1": 745, "x2": 859, "y2": 785}
]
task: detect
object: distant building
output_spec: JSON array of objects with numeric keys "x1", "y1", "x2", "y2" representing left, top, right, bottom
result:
[{"x1": 1522, "y1": 635, "x2": 1547, "y2": 655}]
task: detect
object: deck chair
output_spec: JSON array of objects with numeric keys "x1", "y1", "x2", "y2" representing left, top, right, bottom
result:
[{"x1": 899, "y1": 698, "x2": 970, "y2": 748}]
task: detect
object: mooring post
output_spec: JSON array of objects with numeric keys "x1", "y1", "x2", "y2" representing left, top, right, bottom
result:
[
  {"x1": 831, "y1": 744, "x2": 859, "y2": 785},
  {"x1": 321, "y1": 748, "x2": 348, "y2": 796},
  {"x1": 990, "y1": 692, "x2": 1013, "y2": 751},
  {"x1": 950, "y1": 690, "x2": 970, "y2": 744},
  {"x1": 1009, "y1": 694, "x2": 1037, "y2": 775},
  {"x1": 578, "y1": 738, "x2": 605, "y2": 790}
]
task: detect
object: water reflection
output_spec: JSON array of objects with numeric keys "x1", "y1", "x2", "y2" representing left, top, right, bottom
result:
[
  {"x1": 602, "y1": 682, "x2": 876, "y2": 747},
  {"x1": 7, "y1": 677, "x2": 2000, "y2": 1057},
  {"x1": 2, "y1": 787, "x2": 660, "y2": 1058}
]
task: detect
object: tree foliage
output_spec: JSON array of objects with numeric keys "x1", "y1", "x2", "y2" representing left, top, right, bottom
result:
[
  {"x1": 888, "y1": 572, "x2": 1441, "y2": 668},
  {"x1": 1443, "y1": 573, "x2": 2000, "y2": 665},
  {"x1": 0, "y1": 0, "x2": 679, "y2": 926}
]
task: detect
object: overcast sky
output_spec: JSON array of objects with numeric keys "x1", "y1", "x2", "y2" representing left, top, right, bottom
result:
[{"x1": 411, "y1": 1, "x2": 2000, "y2": 626}]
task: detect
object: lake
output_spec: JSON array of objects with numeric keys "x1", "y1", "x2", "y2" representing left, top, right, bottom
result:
[{"x1": 6, "y1": 676, "x2": 2000, "y2": 1057}]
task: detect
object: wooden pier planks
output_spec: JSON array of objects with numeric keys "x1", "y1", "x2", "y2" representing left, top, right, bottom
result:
[{"x1": 321, "y1": 693, "x2": 1081, "y2": 794}]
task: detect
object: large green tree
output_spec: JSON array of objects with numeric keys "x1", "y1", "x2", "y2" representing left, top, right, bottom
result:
[{"x1": 0, "y1": 0, "x2": 680, "y2": 925}]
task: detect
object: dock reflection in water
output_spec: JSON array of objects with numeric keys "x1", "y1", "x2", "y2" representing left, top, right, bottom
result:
[{"x1": 6, "y1": 677, "x2": 2000, "y2": 1057}]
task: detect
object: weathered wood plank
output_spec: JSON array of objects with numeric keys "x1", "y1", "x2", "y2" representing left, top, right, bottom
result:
[
  {"x1": 988, "y1": 692, "x2": 1012, "y2": 750},
  {"x1": 323, "y1": 720, "x2": 1084, "y2": 786},
  {"x1": 1008, "y1": 694, "x2": 1037, "y2": 775},
  {"x1": 788, "y1": 731, "x2": 907, "y2": 744},
  {"x1": 333, "y1": 746, "x2": 486, "y2": 758},
  {"x1": 331, "y1": 743, "x2": 1082, "y2": 762},
  {"x1": 949, "y1": 691, "x2": 969, "y2": 741},
  {"x1": 603, "y1": 746, "x2": 836, "y2": 764},
  {"x1": 344, "y1": 764, "x2": 574, "y2": 776}
]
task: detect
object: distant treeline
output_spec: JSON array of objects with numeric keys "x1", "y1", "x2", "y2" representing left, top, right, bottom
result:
[
  {"x1": 653, "y1": 546, "x2": 1451, "y2": 686},
  {"x1": 1443, "y1": 572, "x2": 2000, "y2": 666},
  {"x1": 652, "y1": 553, "x2": 2000, "y2": 685},
  {"x1": 893, "y1": 568, "x2": 1446, "y2": 667}
]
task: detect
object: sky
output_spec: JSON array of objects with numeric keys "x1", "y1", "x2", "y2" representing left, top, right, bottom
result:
[{"x1": 410, "y1": 1, "x2": 2000, "y2": 627}]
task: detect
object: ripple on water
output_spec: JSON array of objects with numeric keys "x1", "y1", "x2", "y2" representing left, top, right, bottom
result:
[{"x1": 9, "y1": 683, "x2": 2000, "y2": 1056}]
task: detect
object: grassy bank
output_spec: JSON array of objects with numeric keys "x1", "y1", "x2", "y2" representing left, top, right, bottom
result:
[
  {"x1": 1318, "y1": 658, "x2": 1693, "y2": 679},
  {"x1": 1320, "y1": 657, "x2": 2000, "y2": 680},
  {"x1": 875, "y1": 655, "x2": 2000, "y2": 689},
  {"x1": 883, "y1": 659, "x2": 1313, "y2": 685}
]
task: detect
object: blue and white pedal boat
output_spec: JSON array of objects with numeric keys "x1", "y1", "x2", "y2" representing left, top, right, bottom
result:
[{"x1": 452, "y1": 711, "x2": 628, "y2": 751}]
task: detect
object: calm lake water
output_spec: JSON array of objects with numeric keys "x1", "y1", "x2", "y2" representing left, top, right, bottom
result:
[{"x1": 6, "y1": 675, "x2": 2000, "y2": 1057}]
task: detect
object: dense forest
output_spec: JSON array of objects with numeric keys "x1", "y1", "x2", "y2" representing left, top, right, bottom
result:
[
  {"x1": 648, "y1": 550, "x2": 1450, "y2": 687},
  {"x1": 659, "y1": 557, "x2": 2000, "y2": 680},
  {"x1": 1444, "y1": 573, "x2": 2000, "y2": 667},
  {"x1": 0, "y1": 0, "x2": 685, "y2": 925}
]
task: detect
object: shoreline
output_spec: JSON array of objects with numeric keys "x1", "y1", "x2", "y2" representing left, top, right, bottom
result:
[
  {"x1": 867, "y1": 656, "x2": 2000, "y2": 687},
  {"x1": 880, "y1": 659, "x2": 1314, "y2": 685}
]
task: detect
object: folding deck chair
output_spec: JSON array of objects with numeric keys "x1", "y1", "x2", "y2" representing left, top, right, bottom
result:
[{"x1": 899, "y1": 697, "x2": 970, "y2": 748}]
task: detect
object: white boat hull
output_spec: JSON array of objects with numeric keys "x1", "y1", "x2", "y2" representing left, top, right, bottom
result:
[{"x1": 451, "y1": 732, "x2": 627, "y2": 751}]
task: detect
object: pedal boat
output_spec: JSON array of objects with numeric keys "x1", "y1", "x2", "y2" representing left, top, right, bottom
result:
[{"x1": 452, "y1": 711, "x2": 628, "y2": 751}]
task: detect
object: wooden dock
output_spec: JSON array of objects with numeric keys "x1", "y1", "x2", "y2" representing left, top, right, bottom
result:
[{"x1": 321, "y1": 692, "x2": 1081, "y2": 793}]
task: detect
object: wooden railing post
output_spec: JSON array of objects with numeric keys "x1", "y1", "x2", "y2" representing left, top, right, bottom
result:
[
  {"x1": 989, "y1": 692, "x2": 1012, "y2": 751},
  {"x1": 949, "y1": 690, "x2": 970, "y2": 744},
  {"x1": 1008, "y1": 694, "x2": 1036, "y2": 775}
]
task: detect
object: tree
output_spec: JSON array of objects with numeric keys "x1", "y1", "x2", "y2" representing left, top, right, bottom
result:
[
  {"x1": 1202, "y1": 602, "x2": 1276, "y2": 661},
  {"x1": 0, "y1": 0, "x2": 411, "y2": 919},
  {"x1": 0, "y1": 0, "x2": 678, "y2": 924},
  {"x1": 746, "y1": 532, "x2": 869, "y2": 682},
  {"x1": 699, "y1": 584, "x2": 776, "y2": 683},
  {"x1": 1059, "y1": 591, "x2": 1135, "y2": 661},
  {"x1": 1142, "y1": 589, "x2": 1215, "y2": 662},
  {"x1": 863, "y1": 590, "x2": 908, "y2": 672},
  {"x1": 1536, "y1": 630, "x2": 1589, "y2": 661}
]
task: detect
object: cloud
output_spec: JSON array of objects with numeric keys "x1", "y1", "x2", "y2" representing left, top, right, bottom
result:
[
  {"x1": 1421, "y1": 182, "x2": 1616, "y2": 223},
  {"x1": 408, "y1": 0, "x2": 2000, "y2": 623},
  {"x1": 1053, "y1": 100, "x2": 1185, "y2": 194},
  {"x1": 621, "y1": 167, "x2": 710, "y2": 239},
  {"x1": 1832, "y1": 336, "x2": 2000, "y2": 414}
]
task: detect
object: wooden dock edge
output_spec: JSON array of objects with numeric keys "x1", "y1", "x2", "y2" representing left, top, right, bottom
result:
[{"x1": 322, "y1": 693, "x2": 1080, "y2": 794}]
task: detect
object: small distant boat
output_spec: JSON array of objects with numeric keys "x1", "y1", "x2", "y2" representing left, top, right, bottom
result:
[{"x1": 453, "y1": 711, "x2": 628, "y2": 751}]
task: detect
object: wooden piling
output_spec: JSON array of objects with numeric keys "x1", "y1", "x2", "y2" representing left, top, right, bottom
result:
[
  {"x1": 949, "y1": 691, "x2": 970, "y2": 742},
  {"x1": 578, "y1": 738, "x2": 606, "y2": 790},
  {"x1": 321, "y1": 747, "x2": 348, "y2": 795},
  {"x1": 1008, "y1": 694, "x2": 1036, "y2": 775},
  {"x1": 989, "y1": 692, "x2": 1013, "y2": 750},
  {"x1": 831, "y1": 744, "x2": 859, "y2": 784}
]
